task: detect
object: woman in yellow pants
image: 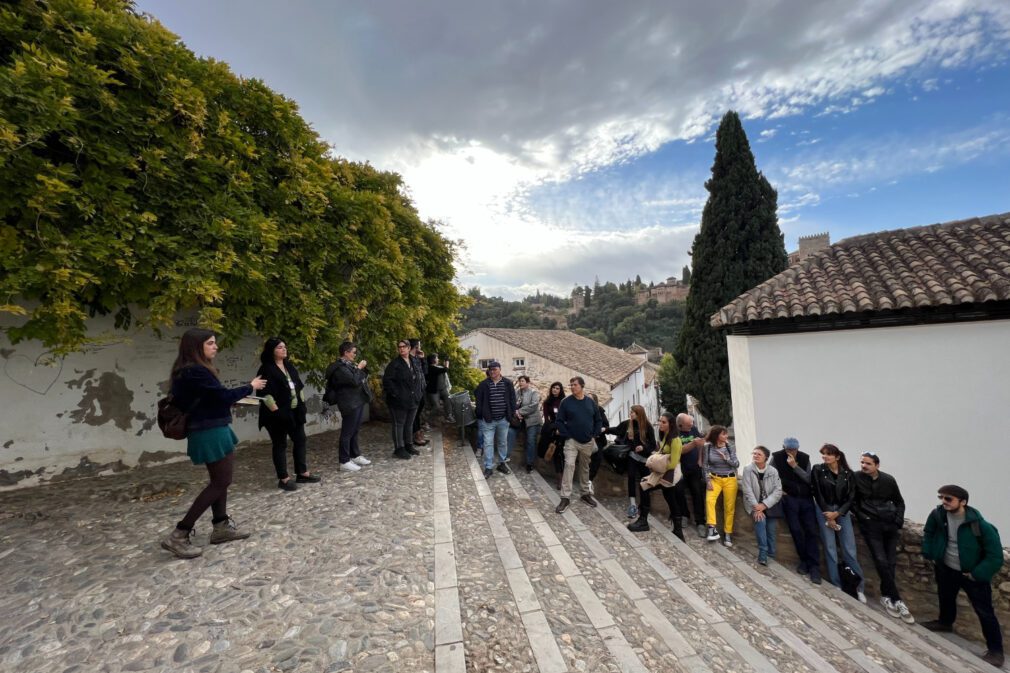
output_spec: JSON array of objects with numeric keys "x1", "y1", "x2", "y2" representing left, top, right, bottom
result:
[{"x1": 703, "y1": 425, "x2": 740, "y2": 547}]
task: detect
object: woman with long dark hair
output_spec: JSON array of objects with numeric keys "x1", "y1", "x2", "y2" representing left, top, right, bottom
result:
[
  {"x1": 257, "y1": 337, "x2": 320, "y2": 491},
  {"x1": 628, "y1": 412, "x2": 684, "y2": 539},
  {"x1": 607, "y1": 405, "x2": 656, "y2": 519},
  {"x1": 812, "y1": 443, "x2": 866, "y2": 601},
  {"x1": 161, "y1": 328, "x2": 266, "y2": 559},
  {"x1": 537, "y1": 382, "x2": 566, "y2": 486}
]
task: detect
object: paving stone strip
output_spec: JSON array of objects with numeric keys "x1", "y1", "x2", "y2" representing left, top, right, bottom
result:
[
  {"x1": 457, "y1": 443, "x2": 571, "y2": 673},
  {"x1": 756, "y1": 548, "x2": 994, "y2": 673},
  {"x1": 432, "y1": 433, "x2": 466, "y2": 673},
  {"x1": 523, "y1": 469, "x2": 795, "y2": 673},
  {"x1": 505, "y1": 470, "x2": 717, "y2": 673}
]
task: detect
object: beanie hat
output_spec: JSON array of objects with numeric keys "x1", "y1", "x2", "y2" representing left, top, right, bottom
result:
[
  {"x1": 782, "y1": 437, "x2": 800, "y2": 450},
  {"x1": 937, "y1": 484, "x2": 969, "y2": 502}
]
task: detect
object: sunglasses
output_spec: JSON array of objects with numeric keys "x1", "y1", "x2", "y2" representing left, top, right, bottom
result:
[
  {"x1": 861, "y1": 451, "x2": 878, "y2": 459},
  {"x1": 937, "y1": 494, "x2": 956, "y2": 503}
]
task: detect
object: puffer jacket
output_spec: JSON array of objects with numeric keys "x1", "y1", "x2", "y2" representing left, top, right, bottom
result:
[{"x1": 922, "y1": 505, "x2": 1004, "y2": 582}]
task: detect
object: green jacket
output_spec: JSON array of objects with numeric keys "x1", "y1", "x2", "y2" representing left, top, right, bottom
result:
[{"x1": 922, "y1": 505, "x2": 1004, "y2": 582}]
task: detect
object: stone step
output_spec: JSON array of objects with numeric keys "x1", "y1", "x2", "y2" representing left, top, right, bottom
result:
[{"x1": 442, "y1": 437, "x2": 1002, "y2": 673}]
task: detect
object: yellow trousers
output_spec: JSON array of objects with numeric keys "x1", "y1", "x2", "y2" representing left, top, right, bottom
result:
[{"x1": 706, "y1": 475, "x2": 738, "y2": 533}]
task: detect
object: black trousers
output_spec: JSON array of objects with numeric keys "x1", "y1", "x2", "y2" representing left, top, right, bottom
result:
[
  {"x1": 266, "y1": 420, "x2": 307, "y2": 480},
  {"x1": 935, "y1": 561, "x2": 1003, "y2": 653},
  {"x1": 859, "y1": 519, "x2": 901, "y2": 600},
  {"x1": 413, "y1": 395, "x2": 426, "y2": 432},
  {"x1": 639, "y1": 483, "x2": 680, "y2": 520},
  {"x1": 390, "y1": 405, "x2": 418, "y2": 450},
  {"x1": 783, "y1": 494, "x2": 821, "y2": 573},
  {"x1": 627, "y1": 460, "x2": 646, "y2": 498},
  {"x1": 674, "y1": 468, "x2": 706, "y2": 525},
  {"x1": 338, "y1": 405, "x2": 365, "y2": 464}
]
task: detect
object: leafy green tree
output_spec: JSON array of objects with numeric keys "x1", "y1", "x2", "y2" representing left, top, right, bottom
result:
[
  {"x1": 0, "y1": 0, "x2": 471, "y2": 382},
  {"x1": 675, "y1": 111, "x2": 787, "y2": 423},
  {"x1": 657, "y1": 353, "x2": 687, "y2": 415}
]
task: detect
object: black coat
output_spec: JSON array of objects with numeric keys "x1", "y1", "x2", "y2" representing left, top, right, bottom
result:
[
  {"x1": 256, "y1": 360, "x2": 307, "y2": 429},
  {"x1": 325, "y1": 359, "x2": 373, "y2": 413},
  {"x1": 382, "y1": 356, "x2": 424, "y2": 409},
  {"x1": 811, "y1": 464, "x2": 857, "y2": 516},
  {"x1": 772, "y1": 449, "x2": 813, "y2": 498}
]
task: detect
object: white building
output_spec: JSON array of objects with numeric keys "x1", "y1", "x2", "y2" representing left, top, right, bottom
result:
[
  {"x1": 459, "y1": 328, "x2": 657, "y2": 424},
  {"x1": 713, "y1": 213, "x2": 1010, "y2": 531},
  {"x1": 0, "y1": 309, "x2": 336, "y2": 489}
]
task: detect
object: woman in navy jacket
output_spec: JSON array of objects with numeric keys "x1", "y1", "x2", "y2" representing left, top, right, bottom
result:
[{"x1": 161, "y1": 328, "x2": 265, "y2": 559}]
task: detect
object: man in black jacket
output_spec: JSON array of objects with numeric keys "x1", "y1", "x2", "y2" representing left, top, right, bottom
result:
[
  {"x1": 854, "y1": 452, "x2": 912, "y2": 622},
  {"x1": 772, "y1": 437, "x2": 822, "y2": 584},
  {"x1": 325, "y1": 341, "x2": 374, "y2": 472}
]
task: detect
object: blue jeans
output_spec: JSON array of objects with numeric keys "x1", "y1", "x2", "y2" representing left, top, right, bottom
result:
[
  {"x1": 480, "y1": 418, "x2": 509, "y2": 469},
  {"x1": 508, "y1": 423, "x2": 541, "y2": 466},
  {"x1": 818, "y1": 508, "x2": 865, "y2": 592},
  {"x1": 754, "y1": 516, "x2": 778, "y2": 560}
]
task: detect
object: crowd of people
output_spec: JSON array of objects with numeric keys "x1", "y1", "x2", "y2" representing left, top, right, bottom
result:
[{"x1": 158, "y1": 330, "x2": 1004, "y2": 668}]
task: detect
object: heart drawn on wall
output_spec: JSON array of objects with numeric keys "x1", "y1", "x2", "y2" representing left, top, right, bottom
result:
[{"x1": 3, "y1": 351, "x2": 65, "y2": 395}]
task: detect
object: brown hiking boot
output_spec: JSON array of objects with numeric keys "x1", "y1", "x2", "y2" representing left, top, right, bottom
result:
[
  {"x1": 209, "y1": 517, "x2": 251, "y2": 545},
  {"x1": 161, "y1": 528, "x2": 202, "y2": 559}
]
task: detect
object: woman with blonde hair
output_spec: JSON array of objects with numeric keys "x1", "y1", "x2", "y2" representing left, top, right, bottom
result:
[{"x1": 607, "y1": 404, "x2": 656, "y2": 519}]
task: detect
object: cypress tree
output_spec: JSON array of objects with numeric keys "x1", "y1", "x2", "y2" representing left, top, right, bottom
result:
[{"x1": 675, "y1": 111, "x2": 787, "y2": 424}]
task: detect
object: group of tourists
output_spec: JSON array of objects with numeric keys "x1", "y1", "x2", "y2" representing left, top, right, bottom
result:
[{"x1": 472, "y1": 372, "x2": 1004, "y2": 668}]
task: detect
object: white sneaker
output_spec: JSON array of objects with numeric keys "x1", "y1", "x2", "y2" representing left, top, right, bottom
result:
[
  {"x1": 340, "y1": 461, "x2": 361, "y2": 472},
  {"x1": 587, "y1": 480, "x2": 595, "y2": 496},
  {"x1": 722, "y1": 533, "x2": 733, "y2": 548},
  {"x1": 856, "y1": 591, "x2": 867, "y2": 604},
  {"x1": 882, "y1": 597, "x2": 900, "y2": 618},
  {"x1": 894, "y1": 600, "x2": 914, "y2": 624},
  {"x1": 352, "y1": 456, "x2": 371, "y2": 466}
]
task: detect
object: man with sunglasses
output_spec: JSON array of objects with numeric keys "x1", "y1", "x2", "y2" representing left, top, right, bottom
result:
[
  {"x1": 921, "y1": 485, "x2": 1004, "y2": 668},
  {"x1": 853, "y1": 452, "x2": 911, "y2": 622}
]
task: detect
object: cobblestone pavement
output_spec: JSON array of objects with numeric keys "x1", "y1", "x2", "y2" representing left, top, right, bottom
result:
[{"x1": 1, "y1": 428, "x2": 1006, "y2": 673}]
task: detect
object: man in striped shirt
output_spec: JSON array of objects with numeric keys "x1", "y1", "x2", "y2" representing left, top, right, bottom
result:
[{"x1": 475, "y1": 361, "x2": 517, "y2": 479}]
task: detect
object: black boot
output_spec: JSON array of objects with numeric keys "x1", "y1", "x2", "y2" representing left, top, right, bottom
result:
[
  {"x1": 393, "y1": 447, "x2": 412, "y2": 460},
  {"x1": 628, "y1": 513, "x2": 650, "y2": 532},
  {"x1": 672, "y1": 519, "x2": 685, "y2": 542},
  {"x1": 406, "y1": 444, "x2": 420, "y2": 456}
]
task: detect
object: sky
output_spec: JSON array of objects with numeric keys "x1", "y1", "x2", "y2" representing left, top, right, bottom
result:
[{"x1": 135, "y1": 0, "x2": 1010, "y2": 299}]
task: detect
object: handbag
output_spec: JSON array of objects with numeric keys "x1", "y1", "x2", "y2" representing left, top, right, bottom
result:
[
  {"x1": 602, "y1": 443, "x2": 632, "y2": 474},
  {"x1": 509, "y1": 414, "x2": 525, "y2": 429},
  {"x1": 157, "y1": 394, "x2": 200, "y2": 440}
]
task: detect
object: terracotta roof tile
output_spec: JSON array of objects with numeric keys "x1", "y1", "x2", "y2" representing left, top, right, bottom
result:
[
  {"x1": 468, "y1": 328, "x2": 643, "y2": 387},
  {"x1": 713, "y1": 213, "x2": 1010, "y2": 328}
]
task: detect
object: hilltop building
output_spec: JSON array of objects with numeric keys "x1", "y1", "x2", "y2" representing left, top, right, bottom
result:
[{"x1": 635, "y1": 277, "x2": 689, "y2": 305}]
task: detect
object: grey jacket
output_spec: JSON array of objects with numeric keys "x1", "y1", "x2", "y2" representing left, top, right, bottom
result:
[
  {"x1": 516, "y1": 388, "x2": 543, "y2": 427},
  {"x1": 740, "y1": 463, "x2": 783, "y2": 515}
]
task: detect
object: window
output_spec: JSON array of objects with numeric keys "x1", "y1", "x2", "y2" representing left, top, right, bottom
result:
[
  {"x1": 513, "y1": 357, "x2": 525, "y2": 368},
  {"x1": 478, "y1": 359, "x2": 494, "y2": 369}
]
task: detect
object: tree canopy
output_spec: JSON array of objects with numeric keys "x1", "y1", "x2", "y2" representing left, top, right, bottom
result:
[
  {"x1": 675, "y1": 111, "x2": 787, "y2": 424},
  {"x1": 0, "y1": 0, "x2": 472, "y2": 378}
]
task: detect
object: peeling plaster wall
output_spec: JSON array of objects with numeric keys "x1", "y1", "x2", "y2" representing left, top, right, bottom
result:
[{"x1": 0, "y1": 311, "x2": 341, "y2": 488}]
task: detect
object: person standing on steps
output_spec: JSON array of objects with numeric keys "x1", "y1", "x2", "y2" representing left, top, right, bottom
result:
[
  {"x1": 703, "y1": 425, "x2": 739, "y2": 547},
  {"x1": 811, "y1": 444, "x2": 866, "y2": 603},
  {"x1": 554, "y1": 377, "x2": 604, "y2": 514},
  {"x1": 853, "y1": 451, "x2": 911, "y2": 622},
  {"x1": 325, "y1": 341, "x2": 374, "y2": 472},
  {"x1": 382, "y1": 340, "x2": 424, "y2": 460},
  {"x1": 475, "y1": 361, "x2": 516, "y2": 479},
  {"x1": 509, "y1": 375, "x2": 542, "y2": 473},
  {"x1": 257, "y1": 337, "x2": 320, "y2": 491},
  {"x1": 740, "y1": 445, "x2": 782, "y2": 565},
  {"x1": 673, "y1": 413, "x2": 707, "y2": 538},
  {"x1": 772, "y1": 437, "x2": 822, "y2": 585},
  {"x1": 628, "y1": 412, "x2": 684, "y2": 540},
  {"x1": 425, "y1": 354, "x2": 454, "y2": 424},
  {"x1": 921, "y1": 484, "x2": 1004, "y2": 669},
  {"x1": 586, "y1": 392, "x2": 609, "y2": 496},
  {"x1": 161, "y1": 328, "x2": 266, "y2": 559}
]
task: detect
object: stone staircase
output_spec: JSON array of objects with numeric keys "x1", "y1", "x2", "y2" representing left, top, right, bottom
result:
[{"x1": 432, "y1": 432, "x2": 1004, "y2": 673}]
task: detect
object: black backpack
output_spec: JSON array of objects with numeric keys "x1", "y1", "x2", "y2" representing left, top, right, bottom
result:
[{"x1": 157, "y1": 394, "x2": 199, "y2": 440}]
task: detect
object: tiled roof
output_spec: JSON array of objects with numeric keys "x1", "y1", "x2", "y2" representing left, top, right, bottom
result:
[
  {"x1": 468, "y1": 328, "x2": 643, "y2": 387},
  {"x1": 713, "y1": 213, "x2": 1010, "y2": 328}
]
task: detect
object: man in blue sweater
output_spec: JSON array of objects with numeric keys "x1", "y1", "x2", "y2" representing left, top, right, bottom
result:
[{"x1": 554, "y1": 376, "x2": 604, "y2": 513}]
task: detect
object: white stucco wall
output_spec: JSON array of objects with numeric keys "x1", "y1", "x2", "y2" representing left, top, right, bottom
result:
[
  {"x1": 727, "y1": 320, "x2": 1010, "y2": 532},
  {"x1": 0, "y1": 312, "x2": 338, "y2": 488}
]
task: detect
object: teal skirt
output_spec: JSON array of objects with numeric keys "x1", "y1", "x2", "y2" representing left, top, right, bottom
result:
[{"x1": 187, "y1": 426, "x2": 238, "y2": 465}]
